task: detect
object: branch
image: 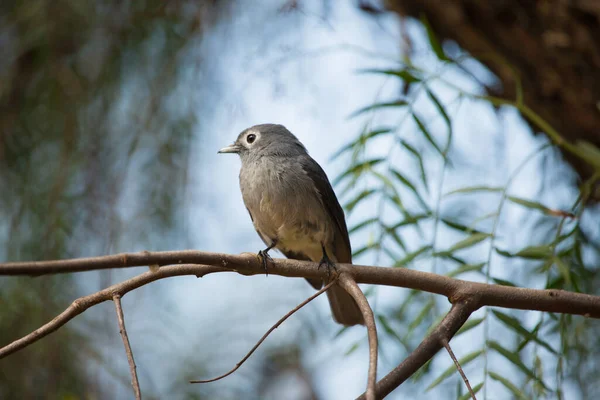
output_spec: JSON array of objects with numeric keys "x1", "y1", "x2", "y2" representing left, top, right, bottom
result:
[
  {"x1": 357, "y1": 301, "x2": 475, "y2": 400},
  {"x1": 2, "y1": 250, "x2": 599, "y2": 318},
  {"x1": 190, "y1": 280, "x2": 336, "y2": 384},
  {"x1": 442, "y1": 338, "x2": 476, "y2": 400},
  {"x1": 113, "y1": 294, "x2": 142, "y2": 400},
  {"x1": 338, "y1": 273, "x2": 378, "y2": 400},
  {"x1": 3, "y1": 251, "x2": 600, "y2": 398},
  {"x1": 0, "y1": 264, "x2": 226, "y2": 359}
]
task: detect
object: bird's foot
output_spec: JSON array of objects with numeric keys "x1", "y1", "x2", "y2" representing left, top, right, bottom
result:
[
  {"x1": 257, "y1": 249, "x2": 273, "y2": 276},
  {"x1": 317, "y1": 254, "x2": 337, "y2": 280}
]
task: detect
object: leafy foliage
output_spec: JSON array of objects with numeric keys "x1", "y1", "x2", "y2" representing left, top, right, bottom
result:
[{"x1": 335, "y1": 17, "x2": 600, "y2": 399}]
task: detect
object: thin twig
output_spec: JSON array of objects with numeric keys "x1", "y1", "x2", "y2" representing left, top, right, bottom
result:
[
  {"x1": 357, "y1": 301, "x2": 475, "y2": 400},
  {"x1": 0, "y1": 264, "x2": 226, "y2": 359},
  {"x1": 442, "y1": 338, "x2": 476, "y2": 400},
  {"x1": 113, "y1": 294, "x2": 142, "y2": 400},
  {"x1": 190, "y1": 280, "x2": 336, "y2": 384},
  {"x1": 338, "y1": 273, "x2": 378, "y2": 400}
]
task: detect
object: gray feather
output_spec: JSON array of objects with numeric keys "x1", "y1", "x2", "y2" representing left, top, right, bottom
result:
[{"x1": 223, "y1": 123, "x2": 364, "y2": 326}]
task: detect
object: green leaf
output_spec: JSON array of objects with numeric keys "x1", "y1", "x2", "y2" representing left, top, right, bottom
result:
[
  {"x1": 345, "y1": 342, "x2": 361, "y2": 356},
  {"x1": 495, "y1": 245, "x2": 553, "y2": 260},
  {"x1": 492, "y1": 278, "x2": 516, "y2": 287},
  {"x1": 344, "y1": 189, "x2": 377, "y2": 213},
  {"x1": 507, "y1": 196, "x2": 575, "y2": 218},
  {"x1": 435, "y1": 233, "x2": 491, "y2": 256},
  {"x1": 349, "y1": 100, "x2": 409, "y2": 119},
  {"x1": 405, "y1": 298, "x2": 435, "y2": 339},
  {"x1": 458, "y1": 383, "x2": 483, "y2": 400},
  {"x1": 488, "y1": 341, "x2": 549, "y2": 390},
  {"x1": 441, "y1": 218, "x2": 490, "y2": 236},
  {"x1": 574, "y1": 140, "x2": 600, "y2": 170},
  {"x1": 333, "y1": 158, "x2": 385, "y2": 186},
  {"x1": 554, "y1": 257, "x2": 572, "y2": 286},
  {"x1": 377, "y1": 315, "x2": 408, "y2": 350},
  {"x1": 456, "y1": 317, "x2": 485, "y2": 336},
  {"x1": 426, "y1": 89, "x2": 451, "y2": 129},
  {"x1": 330, "y1": 127, "x2": 393, "y2": 160},
  {"x1": 426, "y1": 350, "x2": 483, "y2": 390},
  {"x1": 445, "y1": 186, "x2": 503, "y2": 196},
  {"x1": 398, "y1": 139, "x2": 429, "y2": 192},
  {"x1": 349, "y1": 217, "x2": 379, "y2": 234},
  {"x1": 352, "y1": 242, "x2": 380, "y2": 258},
  {"x1": 492, "y1": 310, "x2": 557, "y2": 354},
  {"x1": 446, "y1": 263, "x2": 485, "y2": 278},
  {"x1": 489, "y1": 371, "x2": 530, "y2": 400},
  {"x1": 426, "y1": 88, "x2": 452, "y2": 148},
  {"x1": 420, "y1": 14, "x2": 449, "y2": 61},
  {"x1": 389, "y1": 213, "x2": 431, "y2": 230},
  {"x1": 359, "y1": 68, "x2": 422, "y2": 84},
  {"x1": 413, "y1": 113, "x2": 445, "y2": 159},
  {"x1": 382, "y1": 224, "x2": 408, "y2": 252},
  {"x1": 395, "y1": 245, "x2": 432, "y2": 267},
  {"x1": 390, "y1": 169, "x2": 429, "y2": 211}
]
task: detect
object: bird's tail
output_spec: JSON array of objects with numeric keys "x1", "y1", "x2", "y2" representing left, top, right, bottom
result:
[{"x1": 326, "y1": 284, "x2": 364, "y2": 326}]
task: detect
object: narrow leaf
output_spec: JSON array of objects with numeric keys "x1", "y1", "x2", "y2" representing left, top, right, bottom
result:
[
  {"x1": 349, "y1": 217, "x2": 379, "y2": 235},
  {"x1": 435, "y1": 233, "x2": 491, "y2": 256},
  {"x1": 413, "y1": 113, "x2": 445, "y2": 158},
  {"x1": 383, "y1": 224, "x2": 408, "y2": 252},
  {"x1": 359, "y1": 68, "x2": 422, "y2": 84},
  {"x1": 377, "y1": 315, "x2": 408, "y2": 350},
  {"x1": 488, "y1": 340, "x2": 549, "y2": 389},
  {"x1": 456, "y1": 317, "x2": 485, "y2": 336},
  {"x1": 445, "y1": 186, "x2": 503, "y2": 196},
  {"x1": 426, "y1": 88, "x2": 452, "y2": 149},
  {"x1": 391, "y1": 169, "x2": 429, "y2": 211},
  {"x1": 333, "y1": 158, "x2": 385, "y2": 186},
  {"x1": 426, "y1": 350, "x2": 483, "y2": 390},
  {"x1": 441, "y1": 218, "x2": 490, "y2": 235},
  {"x1": 330, "y1": 127, "x2": 394, "y2": 161},
  {"x1": 446, "y1": 263, "x2": 485, "y2": 278},
  {"x1": 554, "y1": 257, "x2": 572, "y2": 286},
  {"x1": 492, "y1": 278, "x2": 516, "y2": 287},
  {"x1": 420, "y1": 15, "x2": 449, "y2": 61},
  {"x1": 395, "y1": 245, "x2": 432, "y2": 267},
  {"x1": 405, "y1": 299, "x2": 434, "y2": 338},
  {"x1": 344, "y1": 189, "x2": 377, "y2": 213},
  {"x1": 458, "y1": 383, "x2": 483, "y2": 400},
  {"x1": 349, "y1": 100, "x2": 409, "y2": 119},
  {"x1": 345, "y1": 342, "x2": 361, "y2": 356},
  {"x1": 352, "y1": 242, "x2": 380, "y2": 258},
  {"x1": 489, "y1": 371, "x2": 530, "y2": 400},
  {"x1": 389, "y1": 213, "x2": 431, "y2": 230},
  {"x1": 574, "y1": 140, "x2": 600, "y2": 169},
  {"x1": 492, "y1": 310, "x2": 557, "y2": 354},
  {"x1": 495, "y1": 245, "x2": 553, "y2": 260},
  {"x1": 507, "y1": 196, "x2": 575, "y2": 219},
  {"x1": 398, "y1": 139, "x2": 428, "y2": 191}
]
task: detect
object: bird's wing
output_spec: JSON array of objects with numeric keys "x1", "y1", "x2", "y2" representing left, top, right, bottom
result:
[
  {"x1": 300, "y1": 156, "x2": 352, "y2": 264},
  {"x1": 245, "y1": 207, "x2": 274, "y2": 247}
]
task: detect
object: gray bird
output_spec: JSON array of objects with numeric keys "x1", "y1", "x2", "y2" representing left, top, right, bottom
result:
[{"x1": 219, "y1": 123, "x2": 364, "y2": 326}]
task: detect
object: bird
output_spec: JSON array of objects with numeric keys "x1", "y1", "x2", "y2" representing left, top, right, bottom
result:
[{"x1": 218, "y1": 123, "x2": 364, "y2": 326}]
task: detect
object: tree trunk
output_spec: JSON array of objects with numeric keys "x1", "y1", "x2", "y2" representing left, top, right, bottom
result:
[{"x1": 388, "y1": 0, "x2": 600, "y2": 196}]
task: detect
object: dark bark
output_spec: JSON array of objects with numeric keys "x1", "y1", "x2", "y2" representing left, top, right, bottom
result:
[{"x1": 388, "y1": 0, "x2": 600, "y2": 196}]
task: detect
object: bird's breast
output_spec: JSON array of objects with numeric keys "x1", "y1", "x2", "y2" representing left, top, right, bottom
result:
[{"x1": 239, "y1": 157, "x2": 332, "y2": 252}]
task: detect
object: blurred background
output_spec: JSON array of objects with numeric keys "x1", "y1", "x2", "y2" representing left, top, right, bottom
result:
[{"x1": 1, "y1": 1, "x2": 600, "y2": 399}]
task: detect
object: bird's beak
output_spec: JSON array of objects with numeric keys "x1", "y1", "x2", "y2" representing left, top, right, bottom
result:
[{"x1": 218, "y1": 143, "x2": 241, "y2": 154}]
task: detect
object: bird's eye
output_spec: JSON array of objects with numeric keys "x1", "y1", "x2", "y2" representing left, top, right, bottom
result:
[{"x1": 246, "y1": 134, "x2": 256, "y2": 144}]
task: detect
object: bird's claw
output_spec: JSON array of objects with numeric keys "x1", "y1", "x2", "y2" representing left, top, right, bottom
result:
[
  {"x1": 257, "y1": 250, "x2": 273, "y2": 276},
  {"x1": 318, "y1": 256, "x2": 337, "y2": 280}
]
